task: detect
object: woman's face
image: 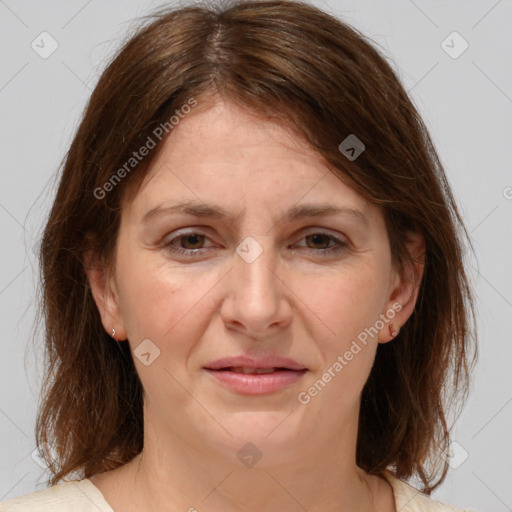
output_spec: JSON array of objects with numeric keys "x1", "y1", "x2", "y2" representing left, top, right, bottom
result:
[{"x1": 92, "y1": 99, "x2": 418, "y2": 464}]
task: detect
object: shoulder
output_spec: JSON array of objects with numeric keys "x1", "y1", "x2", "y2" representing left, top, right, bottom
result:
[
  {"x1": 0, "y1": 479, "x2": 113, "y2": 512},
  {"x1": 380, "y1": 470, "x2": 477, "y2": 512}
]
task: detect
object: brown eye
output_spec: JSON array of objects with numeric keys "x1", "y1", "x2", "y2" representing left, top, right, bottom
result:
[
  {"x1": 294, "y1": 232, "x2": 349, "y2": 256},
  {"x1": 178, "y1": 233, "x2": 206, "y2": 250},
  {"x1": 305, "y1": 233, "x2": 333, "y2": 250},
  {"x1": 164, "y1": 231, "x2": 215, "y2": 256}
]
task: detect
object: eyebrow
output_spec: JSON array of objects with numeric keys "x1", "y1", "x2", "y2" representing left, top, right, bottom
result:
[{"x1": 142, "y1": 200, "x2": 369, "y2": 227}]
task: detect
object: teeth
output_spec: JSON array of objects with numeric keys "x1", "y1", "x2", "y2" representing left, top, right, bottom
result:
[{"x1": 230, "y1": 367, "x2": 277, "y2": 374}]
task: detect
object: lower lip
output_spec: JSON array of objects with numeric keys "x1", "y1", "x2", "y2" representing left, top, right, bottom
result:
[{"x1": 205, "y1": 369, "x2": 307, "y2": 395}]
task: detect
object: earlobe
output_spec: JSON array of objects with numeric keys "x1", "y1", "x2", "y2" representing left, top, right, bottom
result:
[
  {"x1": 84, "y1": 250, "x2": 128, "y2": 341},
  {"x1": 378, "y1": 231, "x2": 425, "y2": 344},
  {"x1": 388, "y1": 324, "x2": 400, "y2": 338}
]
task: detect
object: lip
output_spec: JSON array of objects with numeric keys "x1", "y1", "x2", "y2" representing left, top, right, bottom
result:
[
  {"x1": 204, "y1": 355, "x2": 308, "y2": 395},
  {"x1": 204, "y1": 355, "x2": 307, "y2": 371}
]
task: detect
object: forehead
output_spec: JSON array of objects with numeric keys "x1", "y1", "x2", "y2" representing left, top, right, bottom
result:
[
  {"x1": 124, "y1": 99, "x2": 374, "y2": 222},
  {"x1": 155, "y1": 100, "x2": 328, "y2": 175}
]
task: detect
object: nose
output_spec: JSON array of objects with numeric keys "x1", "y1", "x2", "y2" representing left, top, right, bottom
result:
[{"x1": 219, "y1": 236, "x2": 293, "y2": 338}]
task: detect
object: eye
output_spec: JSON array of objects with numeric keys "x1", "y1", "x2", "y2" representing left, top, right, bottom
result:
[
  {"x1": 164, "y1": 231, "x2": 214, "y2": 256},
  {"x1": 162, "y1": 230, "x2": 349, "y2": 258},
  {"x1": 293, "y1": 232, "x2": 349, "y2": 256}
]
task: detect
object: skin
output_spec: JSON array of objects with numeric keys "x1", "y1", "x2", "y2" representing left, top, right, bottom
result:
[{"x1": 87, "y1": 98, "x2": 424, "y2": 512}]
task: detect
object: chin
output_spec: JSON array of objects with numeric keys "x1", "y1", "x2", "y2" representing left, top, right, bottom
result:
[{"x1": 207, "y1": 409, "x2": 305, "y2": 460}]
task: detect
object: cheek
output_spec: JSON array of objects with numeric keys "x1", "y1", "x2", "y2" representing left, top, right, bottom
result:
[
  {"x1": 115, "y1": 249, "x2": 222, "y2": 366},
  {"x1": 292, "y1": 265, "x2": 390, "y2": 409},
  {"x1": 296, "y1": 263, "x2": 390, "y2": 347}
]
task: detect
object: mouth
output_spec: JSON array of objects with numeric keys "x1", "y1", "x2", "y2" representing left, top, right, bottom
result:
[
  {"x1": 208, "y1": 366, "x2": 308, "y2": 375},
  {"x1": 203, "y1": 358, "x2": 308, "y2": 395},
  {"x1": 204, "y1": 355, "x2": 307, "y2": 372}
]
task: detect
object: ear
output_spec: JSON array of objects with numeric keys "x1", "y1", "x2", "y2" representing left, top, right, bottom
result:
[
  {"x1": 378, "y1": 231, "x2": 425, "y2": 344},
  {"x1": 84, "y1": 249, "x2": 128, "y2": 341}
]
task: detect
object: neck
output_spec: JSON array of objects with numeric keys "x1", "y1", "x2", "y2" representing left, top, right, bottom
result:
[{"x1": 121, "y1": 407, "x2": 382, "y2": 512}]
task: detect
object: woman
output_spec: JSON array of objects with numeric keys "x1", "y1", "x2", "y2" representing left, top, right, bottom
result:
[{"x1": 1, "y1": 0, "x2": 477, "y2": 510}]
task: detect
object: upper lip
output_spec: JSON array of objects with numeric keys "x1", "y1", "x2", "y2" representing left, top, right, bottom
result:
[{"x1": 204, "y1": 355, "x2": 307, "y2": 371}]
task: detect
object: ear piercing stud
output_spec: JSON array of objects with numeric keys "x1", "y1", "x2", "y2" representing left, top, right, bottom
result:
[
  {"x1": 111, "y1": 328, "x2": 116, "y2": 340},
  {"x1": 389, "y1": 324, "x2": 400, "y2": 338}
]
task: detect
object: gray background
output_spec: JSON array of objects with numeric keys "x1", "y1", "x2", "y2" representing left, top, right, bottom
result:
[{"x1": 1, "y1": 0, "x2": 511, "y2": 510}]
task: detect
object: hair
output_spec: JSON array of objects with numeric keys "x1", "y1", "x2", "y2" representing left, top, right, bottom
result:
[{"x1": 35, "y1": 0, "x2": 476, "y2": 493}]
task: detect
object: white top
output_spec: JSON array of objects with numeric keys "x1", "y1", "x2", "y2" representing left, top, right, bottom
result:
[{"x1": 0, "y1": 470, "x2": 476, "y2": 511}]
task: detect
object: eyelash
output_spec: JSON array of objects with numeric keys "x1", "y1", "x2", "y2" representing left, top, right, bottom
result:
[{"x1": 163, "y1": 231, "x2": 349, "y2": 257}]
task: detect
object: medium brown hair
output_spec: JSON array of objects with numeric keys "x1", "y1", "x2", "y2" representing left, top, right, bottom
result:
[{"x1": 35, "y1": 0, "x2": 476, "y2": 493}]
